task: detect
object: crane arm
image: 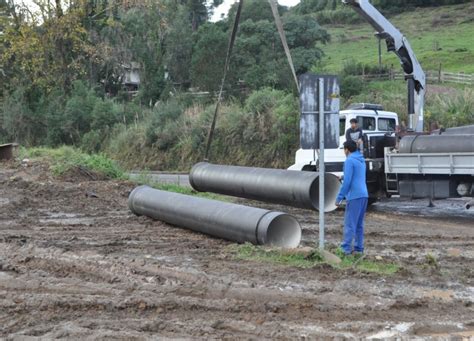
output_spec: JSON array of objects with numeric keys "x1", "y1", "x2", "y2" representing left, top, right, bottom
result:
[{"x1": 343, "y1": 0, "x2": 426, "y2": 132}]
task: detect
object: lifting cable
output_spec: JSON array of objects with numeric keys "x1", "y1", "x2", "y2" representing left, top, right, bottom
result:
[
  {"x1": 268, "y1": 0, "x2": 300, "y2": 93},
  {"x1": 203, "y1": 0, "x2": 244, "y2": 161},
  {"x1": 204, "y1": 0, "x2": 299, "y2": 161}
]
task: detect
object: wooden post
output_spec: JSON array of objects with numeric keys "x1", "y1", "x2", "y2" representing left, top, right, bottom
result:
[
  {"x1": 438, "y1": 63, "x2": 442, "y2": 83},
  {"x1": 378, "y1": 37, "x2": 382, "y2": 73}
]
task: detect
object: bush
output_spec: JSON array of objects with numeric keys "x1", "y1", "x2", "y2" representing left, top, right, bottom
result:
[
  {"x1": 81, "y1": 130, "x2": 103, "y2": 153},
  {"x1": 145, "y1": 99, "x2": 186, "y2": 147},
  {"x1": 342, "y1": 59, "x2": 389, "y2": 77},
  {"x1": 22, "y1": 146, "x2": 124, "y2": 179},
  {"x1": 2, "y1": 81, "x2": 135, "y2": 148},
  {"x1": 105, "y1": 89, "x2": 300, "y2": 171},
  {"x1": 428, "y1": 88, "x2": 474, "y2": 128},
  {"x1": 340, "y1": 75, "x2": 365, "y2": 98},
  {"x1": 2, "y1": 86, "x2": 43, "y2": 145},
  {"x1": 315, "y1": 8, "x2": 362, "y2": 25},
  {"x1": 62, "y1": 81, "x2": 100, "y2": 144}
]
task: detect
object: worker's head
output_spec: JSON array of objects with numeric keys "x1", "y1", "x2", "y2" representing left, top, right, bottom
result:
[
  {"x1": 350, "y1": 118, "x2": 358, "y2": 130},
  {"x1": 343, "y1": 140, "x2": 357, "y2": 156}
]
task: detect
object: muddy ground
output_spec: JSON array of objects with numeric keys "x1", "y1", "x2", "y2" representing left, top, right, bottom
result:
[{"x1": 0, "y1": 160, "x2": 473, "y2": 339}]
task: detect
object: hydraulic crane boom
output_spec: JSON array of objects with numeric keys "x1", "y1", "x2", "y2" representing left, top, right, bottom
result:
[{"x1": 343, "y1": 0, "x2": 426, "y2": 132}]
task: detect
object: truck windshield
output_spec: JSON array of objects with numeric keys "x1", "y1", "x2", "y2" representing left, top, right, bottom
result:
[{"x1": 379, "y1": 118, "x2": 396, "y2": 131}]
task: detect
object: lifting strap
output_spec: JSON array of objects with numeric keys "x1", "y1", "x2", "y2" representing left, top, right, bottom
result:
[
  {"x1": 203, "y1": 0, "x2": 244, "y2": 161},
  {"x1": 268, "y1": 0, "x2": 300, "y2": 92}
]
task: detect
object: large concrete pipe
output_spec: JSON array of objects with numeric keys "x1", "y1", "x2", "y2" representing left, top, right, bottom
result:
[
  {"x1": 399, "y1": 135, "x2": 474, "y2": 154},
  {"x1": 432, "y1": 124, "x2": 474, "y2": 135},
  {"x1": 189, "y1": 162, "x2": 340, "y2": 212},
  {"x1": 128, "y1": 186, "x2": 301, "y2": 248}
]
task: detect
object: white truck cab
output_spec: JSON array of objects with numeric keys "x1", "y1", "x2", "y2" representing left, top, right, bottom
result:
[{"x1": 289, "y1": 103, "x2": 399, "y2": 176}]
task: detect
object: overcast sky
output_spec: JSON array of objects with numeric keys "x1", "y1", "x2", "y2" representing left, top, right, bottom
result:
[{"x1": 211, "y1": 0, "x2": 301, "y2": 22}]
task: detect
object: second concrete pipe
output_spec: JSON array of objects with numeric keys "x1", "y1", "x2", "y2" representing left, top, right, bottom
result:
[{"x1": 190, "y1": 162, "x2": 341, "y2": 212}]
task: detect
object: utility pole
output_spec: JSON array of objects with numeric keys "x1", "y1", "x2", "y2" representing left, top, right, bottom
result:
[{"x1": 318, "y1": 77, "x2": 325, "y2": 250}]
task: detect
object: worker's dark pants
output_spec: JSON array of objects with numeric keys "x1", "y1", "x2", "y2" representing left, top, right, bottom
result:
[{"x1": 341, "y1": 197, "x2": 368, "y2": 255}]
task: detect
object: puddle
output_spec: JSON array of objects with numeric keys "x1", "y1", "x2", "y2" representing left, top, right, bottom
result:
[
  {"x1": 37, "y1": 211, "x2": 94, "y2": 225},
  {"x1": 0, "y1": 198, "x2": 10, "y2": 205},
  {"x1": 37, "y1": 211, "x2": 124, "y2": 225},
  {"x1": 144, "y1": 255, "x2": 177, "y2": 263},
  {"x1": 367, "y1": 322, "x2": 414, "y2": 339},
  {"x1": 39, "y1": 217, "x2": 96, "y2": 225},
  {"x1": 373, "y1": 197, "x2": 474, "y2": 219}
]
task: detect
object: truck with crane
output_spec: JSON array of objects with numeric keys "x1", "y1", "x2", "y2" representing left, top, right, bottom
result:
[{"x1": 290, "y1": 0, "x2": 474, "y2": 204}]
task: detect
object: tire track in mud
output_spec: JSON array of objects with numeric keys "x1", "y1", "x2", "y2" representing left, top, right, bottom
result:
[
  {"x1": 1, "y1": 240, "x2": 472, "y2": 338},
  {"x1": 0, "y1": 163, "x2": 473, "y2": 338}
]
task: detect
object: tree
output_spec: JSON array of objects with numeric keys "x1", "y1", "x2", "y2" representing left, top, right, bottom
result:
[
  {"x1": 1, "y1": 0, "x2": 93, "y2": 93},
  {"x1": 120, "y1": 3, "x2": 167, "y2": 105},
  {"x1": 190, "y1": 3, "x2": 329, "y2": 92},
  {"x1": 190, "y1": 23, "x2": 228, "y2": 92},
  {"x1": 231, "y1": 11, "x2": 329, "y2": 90},
  {"x1": 164, "y1": 4, "x2": 194, "y2": 87},
  {"x1": 0, "y1": 0, "x2": 14, "y2": 87}
]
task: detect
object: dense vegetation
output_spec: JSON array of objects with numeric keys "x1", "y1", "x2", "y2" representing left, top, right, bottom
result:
[{"x1": 1, "y1": 0, "x2": 473, "y2": 170}]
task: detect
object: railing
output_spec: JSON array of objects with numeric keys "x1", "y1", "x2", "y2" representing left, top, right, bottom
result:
[{"x1": 357, "y1": 70, "x2": 474, "y2": 85}]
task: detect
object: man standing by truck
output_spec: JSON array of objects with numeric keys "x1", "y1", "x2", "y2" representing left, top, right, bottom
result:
[
  {"x1": 336, "y1": 140, "x2": 369, "y2": 256},
  {"x1": 346, "y1": 118, "x2": 364, "y2": 152}
]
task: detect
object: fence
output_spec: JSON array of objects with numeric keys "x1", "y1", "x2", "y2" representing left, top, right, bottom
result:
[{"x1": 358, "y1": 70, "x2": 474, "y2": 85}]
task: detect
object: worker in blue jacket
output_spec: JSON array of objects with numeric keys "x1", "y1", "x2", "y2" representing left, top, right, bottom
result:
[{"x1": 336, "y1": 140, "x2": 369, "y2": 256}]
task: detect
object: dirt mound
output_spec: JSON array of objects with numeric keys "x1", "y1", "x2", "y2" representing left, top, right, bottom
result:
[{"x1": 58, "y1": 165, "x2": 109, "y2": 182}]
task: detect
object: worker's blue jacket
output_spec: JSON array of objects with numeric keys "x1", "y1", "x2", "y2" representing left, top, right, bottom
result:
[{"x1": 336, "y1": 150, "x2": 369, "y2": 202}]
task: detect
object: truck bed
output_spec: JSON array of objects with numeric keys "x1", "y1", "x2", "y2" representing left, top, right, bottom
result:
[{"x1": 385, "y1": 150, "x2": 474, "y2": 175}]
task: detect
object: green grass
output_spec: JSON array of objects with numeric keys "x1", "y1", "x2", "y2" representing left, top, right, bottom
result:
[
  {"x1": 232, "y1": 243, "x2": 325, "y2": 268},
  {"x1": 231, "y1": 243, "x2": 400, "y2": 275},
  {"x1": 318, "y1": 3, "x2": 474, "y2": 73},
  {"x1": 333, "y1": 248, "x2": 400, "y2": 275},
  {"x1": 131, "y1": 171, "x2": 232, "y2": 201},
  {"x1": 20, "y1": 146, "x2": 125, "y2": 179},
  {"x1": 425, "y1": 253, "x2": 439, "y2": 268}
]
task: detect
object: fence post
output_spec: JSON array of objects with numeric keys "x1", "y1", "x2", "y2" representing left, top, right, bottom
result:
[{"x1": 438, "y1": 63, "x2": 442, "y2": 83}]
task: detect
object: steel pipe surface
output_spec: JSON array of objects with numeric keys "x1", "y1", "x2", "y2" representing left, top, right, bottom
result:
[
  {"x1": 399, "y1": 135, "x2": 474, "y2": 154},
  {"x1": 189, "y1": 162, "x2": 340, "y2": 212},
  {"x1": 128, "y1": 186, "x2": 301, "y2": 248},
  {"x1": 432, "y1": 124, "x2": 474, "y2": 136}
]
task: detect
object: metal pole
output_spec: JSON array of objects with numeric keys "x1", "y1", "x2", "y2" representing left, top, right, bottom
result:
[{"x1": 318, "y1": 77, "x2": 325, "y2": 249}]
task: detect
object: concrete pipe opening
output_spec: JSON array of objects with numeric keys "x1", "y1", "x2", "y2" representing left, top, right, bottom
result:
[
  {"x1": 257, "y1": 212, "x2": 301, "y2": 248},
  {"x1": 309, "y1": 173, "x2": 340, "y2": 212}
]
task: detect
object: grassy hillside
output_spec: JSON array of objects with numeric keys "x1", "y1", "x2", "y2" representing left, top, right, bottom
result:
[{"x1": 318, "y1": 2, "x2": 474, "y2": 73}]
